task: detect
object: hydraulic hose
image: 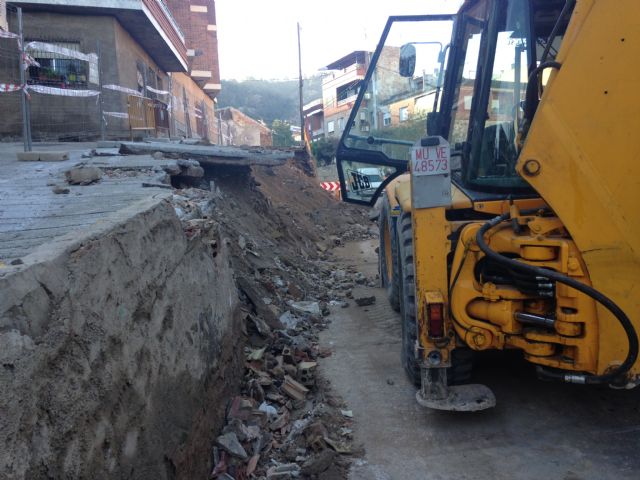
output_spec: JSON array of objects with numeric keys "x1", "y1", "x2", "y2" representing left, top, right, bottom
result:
[{"x1": 475, "y1": 212, "x2": 638, "y2": 385}]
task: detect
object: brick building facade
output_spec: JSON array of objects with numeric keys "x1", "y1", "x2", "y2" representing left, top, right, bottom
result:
[{"x1": 0, "y1": 0, "x2": 221, "y2": 141}]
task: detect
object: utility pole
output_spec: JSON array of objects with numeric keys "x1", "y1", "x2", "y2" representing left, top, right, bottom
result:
[
  {"x1": 17, "y1": 7, "x2": 32, "y2": 152},
  {"x1": 297, "y1": 22, "x2": 304, "y2": 147}
]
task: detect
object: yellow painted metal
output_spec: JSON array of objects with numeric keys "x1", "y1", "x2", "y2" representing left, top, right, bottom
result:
[
  {"x1": 472, "y1": 198, "x2": 546, "y2": 215},
  {"x1": 449, "y1": 219, "x2": 600, "y2": 372},
  {"x1": 412, "y1": 207, "x2": 453, "y2": 363},
  {"x1": 384, "y1": 176, "x2": 404, "y2": 213},
  {"x1": 517, "y1": 0, "x2": 640, "y2": 375},
  {"x1": 393, "y1": 175, "x2": 412, "y2": 212},
  {"x1": 520, "y1": 245, "x2": 557, "y2": 262}
]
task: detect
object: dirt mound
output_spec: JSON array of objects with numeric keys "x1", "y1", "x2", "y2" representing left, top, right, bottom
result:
[{"x1": 169, "y1": 159, "x2": 374, "y2": 478}]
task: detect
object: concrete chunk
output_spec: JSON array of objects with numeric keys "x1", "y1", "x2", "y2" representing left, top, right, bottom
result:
[
  {"x1": 215, "y1": 432, "x2": 248, "y2": 459},
  {"x1": 65, "y1": 166, "x2": 103, "y2": 185},
  {"x1": 17, "y1": 151, "x2": 69, "y2": 162},
  {"x1": 182, "y1": 165, "x2": 204, "y2": 177}
]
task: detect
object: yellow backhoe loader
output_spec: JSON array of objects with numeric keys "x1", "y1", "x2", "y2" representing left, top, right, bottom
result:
[{"x1": 335, "y1": 0, "x2": 639, "y2": 411}]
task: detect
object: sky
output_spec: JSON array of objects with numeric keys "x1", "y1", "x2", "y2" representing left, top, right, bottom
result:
[{"x1": 215, "y1": 0, "x2": 464, "y2": 80}]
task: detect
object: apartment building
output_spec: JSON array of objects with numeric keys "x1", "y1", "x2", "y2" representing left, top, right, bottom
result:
[
  {"x1": 320, "y1": 50, "x2": 371, "y2": 139},
  {"x1": 0, "y1": 0, "x2": 221, "y2": 140}
]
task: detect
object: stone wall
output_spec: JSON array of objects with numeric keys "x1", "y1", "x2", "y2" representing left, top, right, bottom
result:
[{"x1": 0, "y1": 198, "x2": 241, "y2": 479}]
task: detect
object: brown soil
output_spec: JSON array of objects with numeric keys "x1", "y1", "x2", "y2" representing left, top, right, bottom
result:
[{"x1": 169, "y1": 159, "x2": 374, "y2": 479}]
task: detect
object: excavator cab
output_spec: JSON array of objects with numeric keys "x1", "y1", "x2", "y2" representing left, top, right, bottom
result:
[
  {"x1": 336, "y1": 0, "x2": 545, "y2": 204},
  {"x1": 336, "y1": 0, "x2": 640, "y2": 411}
]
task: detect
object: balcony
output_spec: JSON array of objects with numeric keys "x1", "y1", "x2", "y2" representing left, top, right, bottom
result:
[{"x1": 13, "y1": 0, "x2": 188, "y2": 72}]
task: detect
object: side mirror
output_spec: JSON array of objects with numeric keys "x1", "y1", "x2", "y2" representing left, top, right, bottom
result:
[{"x1": 399, "y1": 44, "x2": 416, "y2": 77}]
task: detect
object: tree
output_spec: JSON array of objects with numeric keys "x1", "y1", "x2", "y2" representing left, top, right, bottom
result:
[
  {"x1": 271, "y1": 120, "x2": 295, "y2": 147},
  {"x1": 311, "y1": 137, "x2": 339, "y2": 166},
  {"x1": 217, "y1": 77, "x2": 323, "y2": 126}
]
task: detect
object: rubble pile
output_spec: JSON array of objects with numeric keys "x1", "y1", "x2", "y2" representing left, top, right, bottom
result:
[
  {"x1": 163, "y1": 164, "x2": 377, "y2": 478},
  {"x1": 209, "y1": 304, "x2": 356, "y2": 479}
]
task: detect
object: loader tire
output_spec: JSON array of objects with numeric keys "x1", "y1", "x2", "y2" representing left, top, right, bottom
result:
[
  {"x1": 448, "y1": 348, "x2": 474, "y2": 386},
  {"x1": 398, "y1": 212, "x2": 421, "y2": 385},
  {"x1": 397, "y1": 212, "x2": 475, "y2": 386},
  {"x1": 378, "y1": 194, "x2": 400, "y2": 312}
]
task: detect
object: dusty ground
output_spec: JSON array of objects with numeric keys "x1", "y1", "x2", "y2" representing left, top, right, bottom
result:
[{"x1": 321, "y1": 239, "x2": 640, "y2": 480}]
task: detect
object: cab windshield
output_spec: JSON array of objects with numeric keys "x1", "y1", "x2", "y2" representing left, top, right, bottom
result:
[{"x1": 457, "y1": 0, "x2": 532, "y2": 191}]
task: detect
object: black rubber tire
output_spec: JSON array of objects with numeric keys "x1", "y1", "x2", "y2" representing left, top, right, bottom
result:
[
  {"x1": 397, "y1": 212, "x2": 421, "y2": 385},
  {"x1": 397, "y1": 212, "x2": 475, "y2": 386},
  {"x1": 448, "y1": 348, "x2": 474, "y2": 385},
  {"x1": 378, "y1": 194, "x2": 400, "y2": 312}
]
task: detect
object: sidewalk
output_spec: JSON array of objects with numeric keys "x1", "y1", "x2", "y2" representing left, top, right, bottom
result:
[{"x1": 0, "y1": 142, "x2": 171, "y2": 262}]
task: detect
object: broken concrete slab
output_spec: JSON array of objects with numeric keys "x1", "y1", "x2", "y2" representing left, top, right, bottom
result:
[
  {"x1": 93, "y1": 147, "x2": 121, "y2": 156},
  {"x1": 82, "y1": 154, "x2": 179, "y2": 173},
  {"x1": 119, "y1": 142, "x2": 293, "y2": 167},
  {"x1": 96, "y1": 140, "x2": 120, "y2": 148},
  {"x1": 237, "y1": 277, "x2": 283, "y2": 330},
  {"x1": 17, "y1": 151, "x2": 69, "y2": 162}
]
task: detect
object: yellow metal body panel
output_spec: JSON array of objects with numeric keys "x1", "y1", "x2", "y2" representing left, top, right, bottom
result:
[
  {"x1": 412, "y1": 207, "x2": 453, "y2": 363},
  {"x1": 384, "y1": 176, "x2": 404, "y2": 213},
  {"x1": 517, "y1": 0, "x2": 640, "y2": 373}
]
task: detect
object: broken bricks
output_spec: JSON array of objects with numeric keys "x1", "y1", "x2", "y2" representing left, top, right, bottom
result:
[
  {"x1": 282, "y1": 375, "x2": 309, "y2": 401},
  {"x1": 297, "y1": 361, "x2": 318, "y2": 387}
]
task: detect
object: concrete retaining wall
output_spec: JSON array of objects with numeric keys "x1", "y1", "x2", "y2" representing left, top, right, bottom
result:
[{"x1": 0, "y1": 198, "x2": 241, "y2": 479}]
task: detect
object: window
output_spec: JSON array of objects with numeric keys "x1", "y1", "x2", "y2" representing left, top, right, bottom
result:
[
  {"x1": 338, "y1": 117, "x2": 344, "y2": 130},
  {"x1": 399, "y1": 107, "x2": 409, "y2": 122},
  {"x1": 27, "y1": 42, "x2": 88, "y2": 87},
  {"x1": 327, "y1": 120, "x2": 335, "y2": 134},
  {"x1": 449, "y1": 2, "x2": 487, "y2": 148},
  {"x1": 383, "y1": 112, "x2": 391, "y2": 126},
  {"x1": 336, "y1": 80, "x2": 361, "y2": 103},
  {"x1": 465, "y1": 0, "x2": 532, "y2": 191}
]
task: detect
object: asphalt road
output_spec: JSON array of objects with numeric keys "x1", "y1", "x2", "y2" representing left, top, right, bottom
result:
[{"x1": 321, "y1": 239, "x2": 640, "y2": 480}]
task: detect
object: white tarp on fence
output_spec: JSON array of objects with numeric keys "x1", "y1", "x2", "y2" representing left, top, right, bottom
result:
[
  {"x1": 103, "y1": 84, "x2": 142, "y2": 97},
  {"x1": 27, "y1": 84, "x2": 100, "y2": 96}
]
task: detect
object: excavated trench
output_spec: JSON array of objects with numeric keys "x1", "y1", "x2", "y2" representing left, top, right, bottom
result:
[{"x1": 0, "y1": 156, "x2": 371, "y2": 479}]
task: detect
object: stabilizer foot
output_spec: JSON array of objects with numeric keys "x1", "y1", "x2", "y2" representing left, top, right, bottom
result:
[{"x1": 416, "y1": 383, "x2": 496, "y2": 411}]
